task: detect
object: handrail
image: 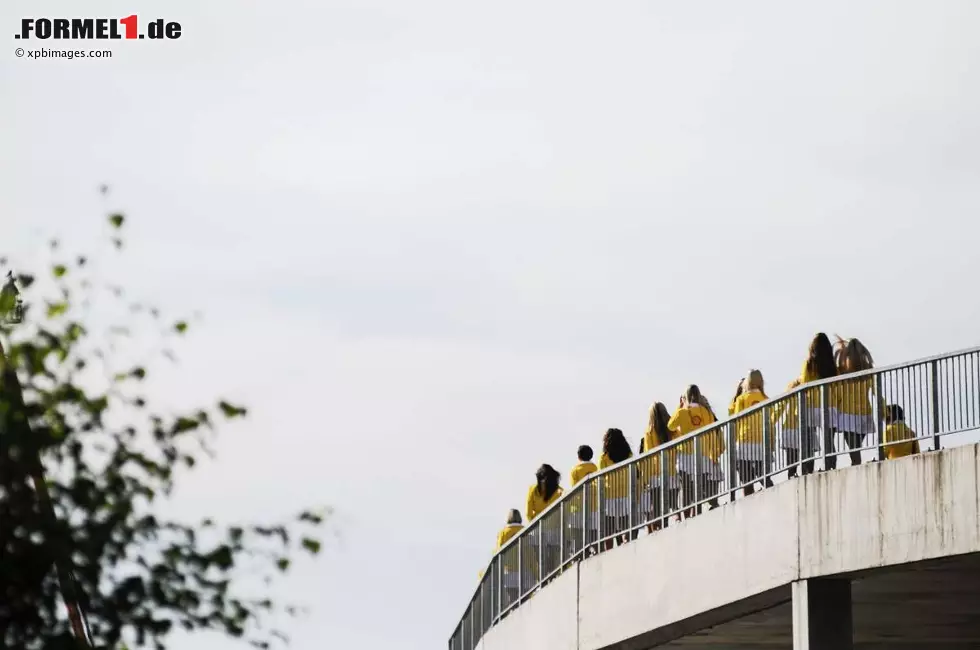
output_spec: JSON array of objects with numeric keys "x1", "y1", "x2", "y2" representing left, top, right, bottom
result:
[
  {"x1": 490, "y1": 344, "x2": 980, "y2": 556},
  {"x1": 449, "y1": 344, "x2": 980, "y2": 649}
]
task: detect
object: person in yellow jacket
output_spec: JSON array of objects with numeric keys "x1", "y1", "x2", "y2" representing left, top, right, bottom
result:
[
  {"x1": 668, "y1": 385, "x2": 723, "y2": 516},
  {"x1": 570, "y1": 445, "x2": 598, "y2": 486},
  {"x1": 773, "y1": 333, "x2": 837, "y2": 477},
  {"x1": 641, "y1": 402, "x2": 679, "y2": 529},
  {"x1": 526, "y1": 464, "x2": 563, "y2": 576},
  {"x1": 496, "y1": 509, "x2": 524, "y2": 550},
  {"x1": 598, "y1": 428, "x2": 633, "y2": 548},
  {"x1": 495, "y1": 509, "x2": 524, "y2": 605},
  {"x1": 526, "y1": 464, "x2": 563, "y2": 521},
  {"x1": 567, "y1": 446, "x2": 598, "y2": 554},
  {"x1": 832, "y1": 336, "x2": 878, "y2": 468},
  {"x1": 728, "y1": 370, "x2": 772, "y2": 496},
  {"x1": 883, "y1": 404, "x2": 921, "y2": 460}
]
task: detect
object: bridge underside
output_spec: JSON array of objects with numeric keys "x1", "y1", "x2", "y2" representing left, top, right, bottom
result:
[{"x1": 660, "y1": 552, "x2": 980, "y2": 649}]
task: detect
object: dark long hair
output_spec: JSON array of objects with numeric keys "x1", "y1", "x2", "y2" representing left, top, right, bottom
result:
[
  {"x1": 645, "y1": 402, "x2": 672, "y2": 447},
  {"x1": 602, "y1": 428, "x2": 632, "y2": 464},
  {"x1": 806, "y1": 333, "x2": 837, "y2": 380},
  {"x1": 535, "y1": 464, "x2": 561, "y2": 501}
]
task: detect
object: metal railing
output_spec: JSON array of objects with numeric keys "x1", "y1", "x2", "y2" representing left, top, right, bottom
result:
[{"x1": 448, "y1": 345, "x2": 980, "y2": 650}]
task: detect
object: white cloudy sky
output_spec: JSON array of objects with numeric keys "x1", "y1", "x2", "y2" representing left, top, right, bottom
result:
[{"x1": 3, "y1": 1, "x2": 980, "y2": 648}]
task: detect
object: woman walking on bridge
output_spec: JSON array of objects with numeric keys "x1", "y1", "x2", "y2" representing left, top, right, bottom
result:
[
  {"x1": 777, "y1": 333, "x2": 837, "y2": 477},
  {"x1": 641, "y1": 402, "x2": 679, "y2": 529},
  {"x1": 599, "y1": 428, "x2": 633, "y2": 549},
  {"x1": 832, "y1": 336, "x2": 878, "y2": 468},
  {"x1": 669, "y1": 386, "x2": 723, "y2": 517}
]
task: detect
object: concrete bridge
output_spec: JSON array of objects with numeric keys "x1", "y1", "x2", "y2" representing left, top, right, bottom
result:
[
  {"x1": 449, "y1": 346, "x2": 980, "y2": 650},
  {"x1": 475, "y1": 444, "x2": 980, "y2": 649}
]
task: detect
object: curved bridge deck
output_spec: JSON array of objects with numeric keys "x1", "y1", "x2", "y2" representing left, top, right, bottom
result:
[{"x1": 476, "y1": 444, "x2": 980, "y2": 649}]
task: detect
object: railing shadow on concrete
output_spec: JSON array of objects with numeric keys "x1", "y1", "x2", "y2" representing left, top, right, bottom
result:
[{"x1": 449, "y1": 345, "x2": 980, "y2": 650}]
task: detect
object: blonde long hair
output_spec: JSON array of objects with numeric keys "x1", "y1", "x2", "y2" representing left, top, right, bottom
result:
[
  {"x1": 645, "y1": 402, "x2": 672, "y2": 447},
  {"x1": 684, "y1": 384, "x2": 716, "y2": 419},
  {"x1": 834, "y1": 336, "x2": 874, "y2": 374}
]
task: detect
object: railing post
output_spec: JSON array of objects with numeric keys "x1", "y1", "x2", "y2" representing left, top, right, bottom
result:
[
  {"x1": 693, "y1": 434, "x2": 702, "y2": 509},
  {"x1": 797, "y1": 391, "x2": 806, "y2": 471},
  {"x1": 727, "y1": 421, "x2": 737, "y2": 502},
  {"x1": 559, "y1": 499, "x2": 565, "y2": 570},
  {"x1": 931, "y1": 359, "x2": 941, "y2": 451},
  {"x1": 537, "y1": 521, "x2": 543, "y2": 590},
  {"x1": 582, "y1": 479, "x2": 589, "y2": 556},
  {"x1": 874, "y1": 372, "x2": 885, "y2": 462},
  {"x1": 494, "y1": 557, "x2": 501, "y2": 624},
  {"x1": 597, "y1": 475, "x2": 604, "y2": 548},
  {"x1": 473, "y1": 582, "x2": 487, "y2": 645},
  {"x1": 762, "y1": 405, "x2": 772, "y2": 482},
  {"x1": 517, "y1": 533, "x2": 522, "y2": 601},
  {"x1": 628, "y1": 462, "x2": 635, "y2": 534},
  {"x1": 820, "y1": 383, "x2": 831, "y2": 471},
  {"x1": 659, "y1": 448, "x2": 668, "y2": 526}
]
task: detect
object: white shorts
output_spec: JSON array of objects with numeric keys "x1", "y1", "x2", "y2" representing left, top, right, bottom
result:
[
  {"x1": 502, "y1": 571, "x2": 520, "y2": 589},
  {"x1": 836, "y1": 412, "x2": 874, "y2": 436},
  {"x1": 780, "y1": 407, "x2": 836, "y2": 450},
  {"x1": 567, "y1": 512, "x2": 600, "y2": 530},
  {"x1": 735, "y1": 442, "x2": 767, "y2": 462},
  {"x1": 603, "y1": 497, "x2": 630, "y2": 517},
  {"x1": 638, "y1": 489, "x2": 652, "y2": 513},
  {"x1": 676, "y1": 453, "x2": 724, "y2": 481},
  {"x1": 647, "y1": 474, "x2": 678, "y2": 490},
  {"x1": 536, "y1": 528, "x2": 560, "y2": 546}
]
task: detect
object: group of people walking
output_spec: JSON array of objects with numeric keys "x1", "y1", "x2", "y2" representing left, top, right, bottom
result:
[{"x1": 492, "y1": 333, "x2": 924, "y2": 561}]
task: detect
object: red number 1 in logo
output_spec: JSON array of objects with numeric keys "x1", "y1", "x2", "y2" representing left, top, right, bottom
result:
[{"x1": 121, "y1": 14, "x2": 138, "y2": 39}]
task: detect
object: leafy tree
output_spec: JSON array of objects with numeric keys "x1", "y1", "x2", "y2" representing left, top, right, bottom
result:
[{"x1": 0, "y1": 199, "x2": 327, "y2": 650}]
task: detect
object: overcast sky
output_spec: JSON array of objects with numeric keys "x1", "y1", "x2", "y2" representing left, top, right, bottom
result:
[{"x1": 3, "y1": 1, "x2": 980, "y2": 648}]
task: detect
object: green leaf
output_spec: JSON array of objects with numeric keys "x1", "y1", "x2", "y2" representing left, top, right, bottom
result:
[
  {"x1": 276, "y1": 558, "x2": 290, "y2": 572},
  {"x1": 52, "y1": 264, "x2": 67, "y2": 278},
  {"x1": 218, "y1": 401, "x2": 247, "y2": 418},
  {"x1": 46, "y1": 302, "x2": 69, "y2": 318},
  {"x1": 130, "y1": 367, "x2": 147, "y2": 380},
  {"x1": 298, "y1": 510, "x2": 324, "y2": 525},
  {"x1": 109, "y1": 213, "x2": 125, "y2": 228},
  {"x1": 301, "y1": 538, "x2": 321, "y2": 555},
  {"x1": 174, "y1": 320, "x2": 188, "y2": 334}
]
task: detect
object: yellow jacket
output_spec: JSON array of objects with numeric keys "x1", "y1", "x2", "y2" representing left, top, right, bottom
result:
[
  {"x1": 570, "y1": 461, "x2": 597, "y2": 486},
  {"x1": 495, "y1": 523, "x2": 523, "y2": 573},
  {"x1": 599, "y1": 451, "x2": 633, "y2": 499},
  {"x1": 642, "y1": 430, "x2": 677, "y2": 479},
  {"x1": 668, "y1": 404, "x2": 724, "y2": 461},
  {"x1": 771, "y1": 361, "x2": 830, "y2": 428},
  {"x1": 568, "y1": 461, "x2": 598, "y2": 513},
  {"x1": 526, "y1": 484, "x2": 563, "y2": 522},
  {"x1": 833, "y1": 374, "x2": 878, "y2": 417},
  {"x1": 883, "y1": 421, "x2": 920, "y2": 459},
  {"x1": 496, "y1": 523, "x2": 523, "y2": 550},
  {"x1": 729, "y1": 389, "x2": 769, "y2": 445}
]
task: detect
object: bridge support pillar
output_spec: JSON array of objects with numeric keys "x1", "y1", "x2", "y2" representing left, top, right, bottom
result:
[{"x1": 792, "y1": 578, "x2": 852, "y2": 650}]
